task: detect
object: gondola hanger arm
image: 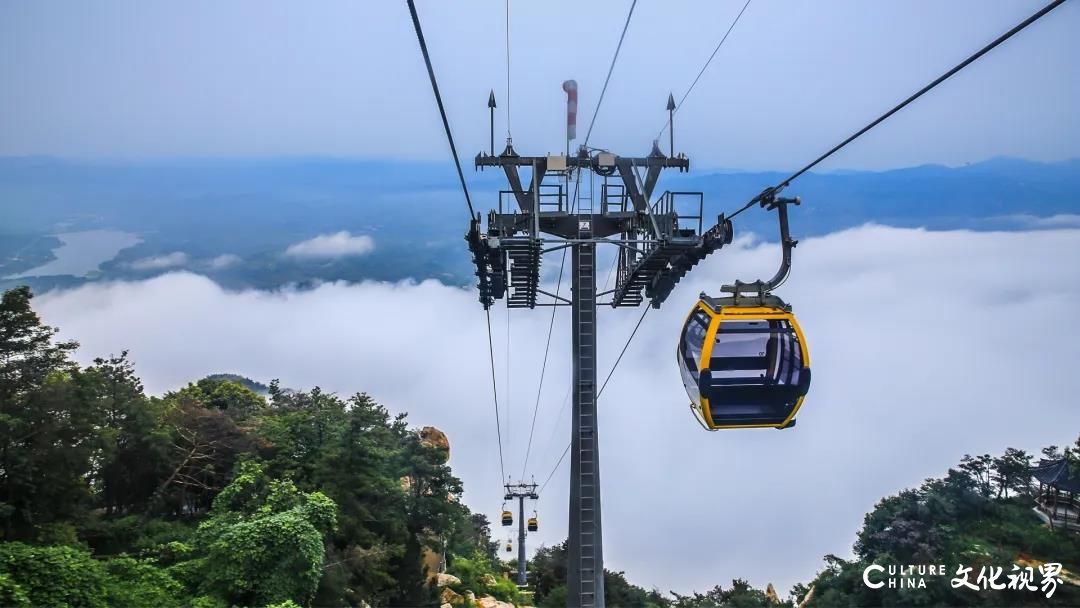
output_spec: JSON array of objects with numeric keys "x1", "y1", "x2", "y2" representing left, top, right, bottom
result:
[{"x1": 718, "y1": 191, "x2": 800, "y2": 304}]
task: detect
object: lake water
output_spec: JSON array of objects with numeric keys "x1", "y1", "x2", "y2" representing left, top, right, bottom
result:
[{"x1": 5, "y1": 230, "x2": 142, "y2": 278}]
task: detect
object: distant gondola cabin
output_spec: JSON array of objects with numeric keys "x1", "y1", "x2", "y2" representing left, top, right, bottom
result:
[
  {"x1": 678, "y1": 297, "x2": 810, "y2": 430},
  {"x1": 501, "y1": 510, "x2": 513, "y2": 526},
  {"x1": 527, "y1": 517, "x2": 538, "y2": 532}
]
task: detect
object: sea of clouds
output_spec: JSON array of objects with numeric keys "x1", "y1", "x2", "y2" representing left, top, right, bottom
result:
[{"x1": 33, "y1": 224, "x2": 1080, "y2": 595}]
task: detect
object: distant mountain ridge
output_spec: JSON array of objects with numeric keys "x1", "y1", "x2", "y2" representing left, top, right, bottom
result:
[
  {"x1": 666, "y1": 157, "x2": 1080, "y2": 237},
  {"x1": 1, "y1": 156, "x2": 1077, "y2": 293}
]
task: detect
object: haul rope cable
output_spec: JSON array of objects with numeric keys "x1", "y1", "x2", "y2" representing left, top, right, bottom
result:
[
  {"x1": 406, "y1": 0, "x2": 504, "y2": 482},
  {"x1": 504, "y1": 0, "x2": 513, "y2": 457},
  {"x1": 405, "y1": 0, "x2": 474, "y2": 219},
  {"x1": 728, "y1": 0, "x2": 1069, "y2": 220},
  {"x1": 542, "y1": 0, "x2": 1071, "y2": 486},
  {"x1": 505, "y1": 307, "x2": 511, "y2": 457},
  {"x1": 486, "y1": 310, "x2": 507, "y2": 483}
]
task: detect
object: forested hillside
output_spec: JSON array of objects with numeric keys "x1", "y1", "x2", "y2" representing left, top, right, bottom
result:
[
  {"x1": 0, "y1": 285, "x2": 505, "y2": 606},
  {"x1": 792, "y1": 443, "x2": 1080, "y2": 607}
]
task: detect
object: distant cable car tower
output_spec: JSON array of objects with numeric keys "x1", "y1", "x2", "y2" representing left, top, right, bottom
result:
[
  {"x1": 468, "y1": 85, "x2": 733, "y2": 608},
  {"x1": 504, "y1": 481, "x2": 540, "y2": 586}
]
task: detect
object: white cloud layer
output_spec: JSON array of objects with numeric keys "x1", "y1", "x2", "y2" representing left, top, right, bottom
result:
[
  {"x1": 33, "y1": 225, "x2": 1080, "y2": 595},
  {"x1": 284, "y1": 231, "x2": 375, "y2": 259},
  {"x1": 208, "y1": 254, "x2": 242, "y2": 269},
  {"x1": 127, "y1": 251, "x2": 189, "y2": 270}
]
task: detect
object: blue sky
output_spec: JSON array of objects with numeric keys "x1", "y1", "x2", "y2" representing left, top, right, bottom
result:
[{"x1": 2, "y1": 0, "x2": 1078, "y2": 169}]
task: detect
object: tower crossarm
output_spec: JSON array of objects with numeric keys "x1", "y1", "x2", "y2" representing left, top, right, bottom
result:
[
  {"x1": 475, "y1": 148, "x2": 688, "y2": 221},
  {"x1": 474, "y1": 152, "x2": 688, "y2": 171}
]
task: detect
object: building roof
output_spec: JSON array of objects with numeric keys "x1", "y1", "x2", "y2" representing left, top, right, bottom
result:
[{"x1": 1032, "y1": 458, "x2": 1080, "y2": 493}]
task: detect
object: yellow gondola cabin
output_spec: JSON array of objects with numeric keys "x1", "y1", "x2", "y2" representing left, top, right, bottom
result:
[
  {"x1": 678, "y1": 294, "x2": 810, "y2": 430},
  {"x1": 676, "y1": 194, "x2": 811, "y2": 430}
]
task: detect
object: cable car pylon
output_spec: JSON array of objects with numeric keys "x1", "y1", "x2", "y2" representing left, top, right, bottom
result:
[
  {"x1": 503, "y1": 480, "x2": 540, "y2": 586},
  {"x1": 468, "y1": 87, "x2": 741, "y2": 608}
]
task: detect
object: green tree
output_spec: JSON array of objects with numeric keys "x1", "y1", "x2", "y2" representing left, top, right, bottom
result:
[
  {"x1": 77, "y1": 352, "x2": 170, "y2": 515},
  {"x1": 604, "y1": 569, "x2": 667, "y2": 607},
  {"x1": 307, "y1": 393, "x2": 408, "y2": 606},
  {"x1": 0, "y1": 286, "x2": 78, "y2": 407},
  {"x1": 1067, "y1": 434, "x2": 1080, "y2": 477},
  {"x1": 958, "y1": 453, "x2": 994, "y2": 498},
  {"x1": 0, "y1": 542, "x2": 111, "y2": 607},
  {"x1": 854, "y1": 487, "x2": 946, "y2": 563},
  {"x1": 0, "y1": 571, "x2": 30, "y2": 608},
  {"x1": 671, "y1": 580, "x2": 783, "y2": 607},
  {"x1": 531, "y1": 540, "x2": 673, "y2": 608},
  {"x1": 185, "y1": 461, "x2": 338, "y2": 606},
  {"x1": 102, "y1": 556, "x2": 188, "y2": 608},
  {"x1": 1042, "y1": 445, "x2": 1063, "y2": 460},
  {"x1": 258, "y1": 386, "x2": 348, "y2": 483},
  {"x1": 391, "y1": 411, "x2": 465, "y2": 606},
  {"x1": 992, "y1": 447, "x2": 1032, "y2": 498},
  {"x1": 176, "y1": 377, "x2": 266, "y2": 421},
  {"x1": 446, "y1": 512, "x2": 498, "y2": 563},
  {"x1": 530, "y1": 541, "x2": 568, "y2": 603},
  {"x1": 0, "y1": 287, "x2": 87, "y2": 538},
  {"x1": 802, "y1": 443, "x2": 1080, "y2": 607},
  {"x1": 145, "y1": 394, "x2": 253, "y2": 517}
]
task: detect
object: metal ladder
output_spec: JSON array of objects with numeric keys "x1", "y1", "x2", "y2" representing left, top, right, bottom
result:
[
  {"x1": 578, "y1": 244, "x2": 598, "y2": 607},
  {"x1": 570, "y1": 187, "x2": 603, "y2": 606}
]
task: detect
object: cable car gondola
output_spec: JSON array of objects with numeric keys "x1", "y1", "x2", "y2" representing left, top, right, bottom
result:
[
  {"x1": 501, "y1": 509, "x2": 513, "y2": 526},
  {"x1": 527, "y1": 515, "x2": 538, "y2": 532},
  {"x1": 505, "y1": 539, "x2": 513, "y2": 553},
  {"x1": 677, "y1": 194, "x2": 811, "y2": 430}
]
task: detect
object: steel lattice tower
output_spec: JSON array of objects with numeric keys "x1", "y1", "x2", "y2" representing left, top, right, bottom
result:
[{"x1": 468, "y1": 126, "x2": 732, "y2": 607}]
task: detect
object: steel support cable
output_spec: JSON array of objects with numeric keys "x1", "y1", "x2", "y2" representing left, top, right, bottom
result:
[
  {"x1": 727, "y1": 0, "x2": 1069, "y2": 220},
  {"x1": 539, "y1": 442, "x2": 570, "y2": 495},
  {"x1": 583, "y1": 0, "x2": 639, "y2": 144},
  {"x1": 405, "y1": 0, "x2": 475, "y2": 218},
  {"x1": 539, "y1": 305, "x2": 650, "y2": 494},
  {"x1": 520, "y1": 1, "x2": 638, "y2": 478},
  {"x1": 656, "y1": 0, "x2": 753, "y2": 139},
  {"x1": 408, "y1": 0, "x2": 504, "y2": 487},
  {"x1": 598, "y1": 305, "x2": 650, "y2": 398},
  {"x1": 505, "y1": 308, "x2": 512, "y2": 453},
  {"x1": 486, "y1": 309, "x2": 508, "y2": 483},
  {"x1": 538, "y1": 385, "x2": 572, "y2": 474}
]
